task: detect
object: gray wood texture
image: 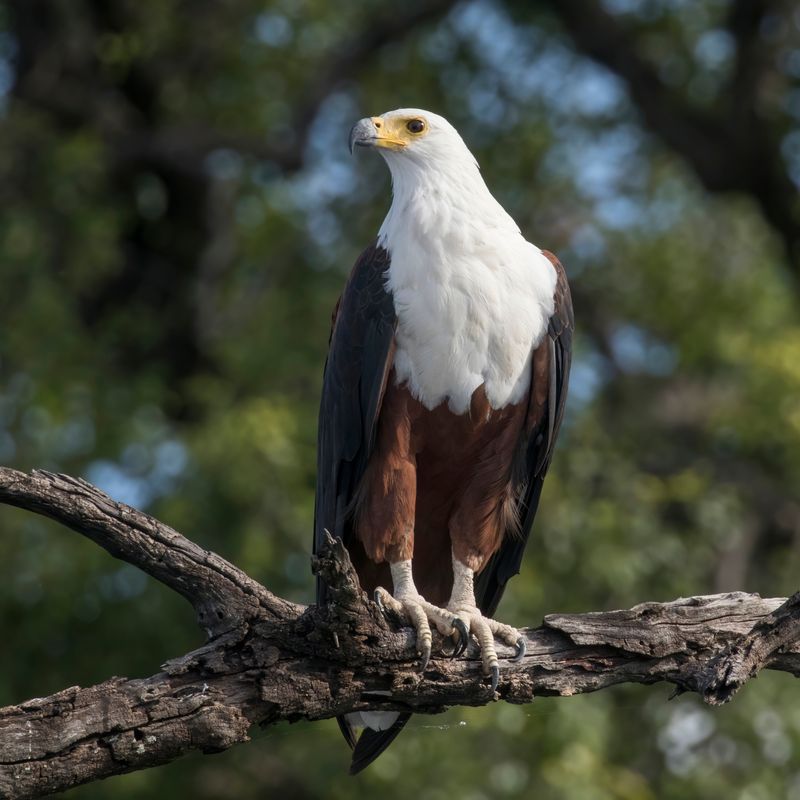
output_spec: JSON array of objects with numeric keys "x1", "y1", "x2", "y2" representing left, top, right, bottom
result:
[{"x1": 1, "y1": 467, "x2": 797, "y2": 799}]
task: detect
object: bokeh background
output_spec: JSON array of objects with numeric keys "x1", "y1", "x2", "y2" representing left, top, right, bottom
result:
[{"x1": 2, "y1": 0, "x2": 800, "y2": 797}]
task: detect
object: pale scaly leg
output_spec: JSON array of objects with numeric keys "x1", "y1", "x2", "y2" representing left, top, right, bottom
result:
[
  {"x1": 374, "y1": 560, "x2": 467, "y2": 671},
  {"x1": 446, "y1": 554, "x2": 527, "y2": 691}
]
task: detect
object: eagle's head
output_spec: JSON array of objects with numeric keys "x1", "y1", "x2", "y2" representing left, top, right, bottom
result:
[{"x1": 348, "y1": 108, "x2": 475, "y2": 170}]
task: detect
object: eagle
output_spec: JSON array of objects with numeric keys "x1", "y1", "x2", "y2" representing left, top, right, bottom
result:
[{"x1": 314, "y1": 108, "x2": 573, "y2": 774}]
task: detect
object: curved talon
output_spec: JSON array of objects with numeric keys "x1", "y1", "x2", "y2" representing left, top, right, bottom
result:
[
  {"x1": 512, "y1": 636, "x2": 526, "y2": 663},
  {"x1": 489, "y1": 664, "x2": 500, "y2": 693},
  {"x1": 452, "y1": 618, "x2": 469, "y2": 658},
  {"x1": 419, "y1": 647, "x2": 431, "y2": 673},
  {"x1": 373, "y1": 589, "x2": 384, "y2": 612}
]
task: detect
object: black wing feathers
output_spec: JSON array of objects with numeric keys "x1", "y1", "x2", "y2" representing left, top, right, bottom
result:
[
  {"x1": 475, "y1": 256, "x2": 573, "y2": 616},
  {"x1": 314, "y1": 242, "x2": 396, "y2": 593},
  {"x1": 313, "y1": 242, "x2": 397, "y2": 768},
  {"x1": 315, "y1": 246, "x2": 572, "y2": 769}
]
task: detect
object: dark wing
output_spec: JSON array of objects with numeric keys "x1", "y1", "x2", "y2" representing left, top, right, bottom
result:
[
  {"x1": 314, "y1": 241, "x2": 403, "y2": 766},
  {"x1": 475, "y1": 252, "x2": 573, "y2": 616},
  {"x1": 314, "y1": 241, "x2": 396, "y2": 601}
]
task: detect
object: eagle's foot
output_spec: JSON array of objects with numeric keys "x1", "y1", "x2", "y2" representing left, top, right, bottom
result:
[
  {"x1": 374, "y1": 586, "x2": 463, "y2": 672},
  {"x1": 447, "y1": 605, "x2": 526, "y2": 692}
]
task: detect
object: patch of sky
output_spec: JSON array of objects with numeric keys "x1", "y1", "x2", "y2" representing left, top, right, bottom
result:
[
  {"x1": 561, "y1": 126, "x2": 644, "y2": 200},
  {"x1": 205, "y1": 148, "x2": 244, "y2": 182},
  {"x1": 603, "y1": 0, "x2": 693, "y2": 20},
  {"x1": 252, "y1": 160, "x2": 285, "y2": 187},
  {"x1": 53, "y1": 415, "x2": 95, "y2": 459},
  {"x1": 559, "y1": 63, "x2": 626, "y2": 117},
  {"x1": 86, "y1": 460, "x2": 153, "y2": 508},
  {"x1": 646, "y1": 184, "x2": 688, "y2": 232},
  {"x1": 86, "y1": 438, "x2": 188, "y2": 509},
  {"x1": 507, "y1": 45, "x2": 571, "y2": 105},
  {"x1": 153, "y1": 440, "x2": 188, "y2": 481},
  {"x1": 569, "y1": 224, "x2": 608, "y2": 264},
  {"x1": 0, "y1": 56, "x2": 11, "y2": 114},
  {"x1": 754, "y1": 708, "x2": 792, "y2": 766},
  {"x1": 270, "y1": 91, "x2": 371, "y2": 261},
  {"x1": 601, "y1": 0, "x2": 643, "y2": 13},
  {"x1": 286, "y1": 92, "x2": 360, "y2": 210},
  {"x1": 253, "y1": 12, "x2": 293, "y2": 48},
  {"x1": 785, "y1": 48, "x2": 800, "y2": 80},
  {"x1": 596, "y1": 195, "x2": 646, "y2": 229},
  {"x1": 610, "y1": 324, "x2": 678, "y2": 376},
  {"x1": 693, "y1": 29, "x2": 734, "y2": 71},
  {"x1": 273, "y1": 1, "x2": 636, "y2": 251},
  {"x1": 298, "y1": 158, "x2": 357, "y2": 204},
  {"x1": 658, "y1": 703, "x2": 716, "y2": 776},
  {"x1": 0, "y1": 32, "x2": 17, "y2": 60},
  {"x1": 466, "y1": 76, "x2": 511, "y2": 133},
  {"x1": 568, "y1": 350, "x2": 612, "y2": 411},
  {"x1": 304, "y1": 207, "x2": 342, "y2": 250},
  {"x1": 418, "y1": 24, "x2": 458, "y2": 65},
  {"x1": 542, "y1": 123, "x2": 648, "y2": 231},
  {"x1": 452, "y1": 0, "x2": 520, "y2": 64},
  {"x1": 454, "y1": 0, "x2": 626, "y2": 115},
  {"x1": 0, "y1": 32, "x2": 16, "y2": 115}
]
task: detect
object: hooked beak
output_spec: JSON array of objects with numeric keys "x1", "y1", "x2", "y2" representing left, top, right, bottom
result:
[{"x1": 348, "y1": 116, "x2": 406, "y2": 154}]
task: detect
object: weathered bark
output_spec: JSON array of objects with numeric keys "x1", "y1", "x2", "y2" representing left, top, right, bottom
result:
[{"x1": 0, "y1": 466, "x2": 799, "y2": 799}]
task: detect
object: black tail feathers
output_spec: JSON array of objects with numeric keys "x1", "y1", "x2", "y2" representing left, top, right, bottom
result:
[{"x1": 348, "y1": 714, "x2": 411, "y2": 775}]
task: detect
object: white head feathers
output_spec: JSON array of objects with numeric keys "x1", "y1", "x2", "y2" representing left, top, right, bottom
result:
[{"x1": 353, "y1": 108, "x2": 558, "y2": 413}]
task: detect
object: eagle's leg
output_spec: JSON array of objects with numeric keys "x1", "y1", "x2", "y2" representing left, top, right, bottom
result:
[
  {"x1": 374, "y1": 560, "x2": 463, "y2": 672},
  {"x1": 445, "y1": 554, "x2": 526, "y2": 692}
]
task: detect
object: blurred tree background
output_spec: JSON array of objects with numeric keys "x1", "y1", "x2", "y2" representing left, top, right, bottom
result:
[{"x1": 1, "y1": 0, "x2": 800, "y2": 797}]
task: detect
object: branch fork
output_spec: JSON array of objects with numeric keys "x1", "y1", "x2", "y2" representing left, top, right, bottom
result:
[{"x1": 1, "y1": 466, "x2": 799, "y2": 799}]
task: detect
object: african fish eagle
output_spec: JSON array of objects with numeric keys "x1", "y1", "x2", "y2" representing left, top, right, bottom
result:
[{"x1": 314, "y1": 108, "x2": 573, "y2": 773}]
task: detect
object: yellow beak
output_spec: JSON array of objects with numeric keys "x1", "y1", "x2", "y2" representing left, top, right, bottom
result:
[{"x1": 348, "y1": 116, "x2": 407, "y2": 153}]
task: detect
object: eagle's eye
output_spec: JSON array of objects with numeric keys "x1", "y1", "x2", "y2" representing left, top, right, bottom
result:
[{"x1": 406, "y1": 119, "x2": 426, "y2": 134}]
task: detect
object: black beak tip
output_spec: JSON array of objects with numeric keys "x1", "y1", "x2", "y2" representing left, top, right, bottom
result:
[
  {"x1": 348, "y1": 123, "x2": 359, "y2": 155},
  {"x1": 348, "y1": 119, "x2": 375, "y2": 155}
]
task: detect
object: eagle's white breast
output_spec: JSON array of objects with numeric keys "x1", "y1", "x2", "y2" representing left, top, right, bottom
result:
[{"x1": 378, "y1": 150, "x2": 556, "y2": 414}]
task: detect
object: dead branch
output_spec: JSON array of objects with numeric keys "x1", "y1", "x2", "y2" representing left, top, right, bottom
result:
[{"x1": 0, "y1": 466, "x2": 798, "y2": 800}]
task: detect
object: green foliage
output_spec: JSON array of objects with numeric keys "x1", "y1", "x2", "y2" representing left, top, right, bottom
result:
[{"x1": 2, "y1": 1, "x2": 800, "y2": 797}]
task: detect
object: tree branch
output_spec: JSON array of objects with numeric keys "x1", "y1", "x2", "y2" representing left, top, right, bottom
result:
[
  {"x1": 0, "y1": 468, "x2": 296, "y2": 635},
  {"x1": 1, "y1": 466, "x2": 799, "y2": 799}
]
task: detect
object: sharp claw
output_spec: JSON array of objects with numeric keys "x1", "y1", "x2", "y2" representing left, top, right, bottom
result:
[
  {"x1": 452, "y1": 618, "x2": 469, "y2": 657},
  {"x1": 373, "y1": 589, "x2": 384, "y2": 612},
  {"x1": 419, "y1": 648, "x2": 430, "y2": 673},
  {"x1": 489, "y1": 664, "x2": 500, "y2": 693},
  {"x1": 512, "y1": 636, "x2": 527, "y2": 663}
]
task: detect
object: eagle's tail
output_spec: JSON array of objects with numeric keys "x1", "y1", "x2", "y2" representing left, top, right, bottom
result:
[{"x1": 347, "y1": 714, "x2": 411, "y2": 775}]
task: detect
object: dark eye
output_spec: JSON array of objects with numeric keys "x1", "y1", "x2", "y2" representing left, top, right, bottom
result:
[{"x1": 406, "y1": 119, "x2": 425, "y2": 134}]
